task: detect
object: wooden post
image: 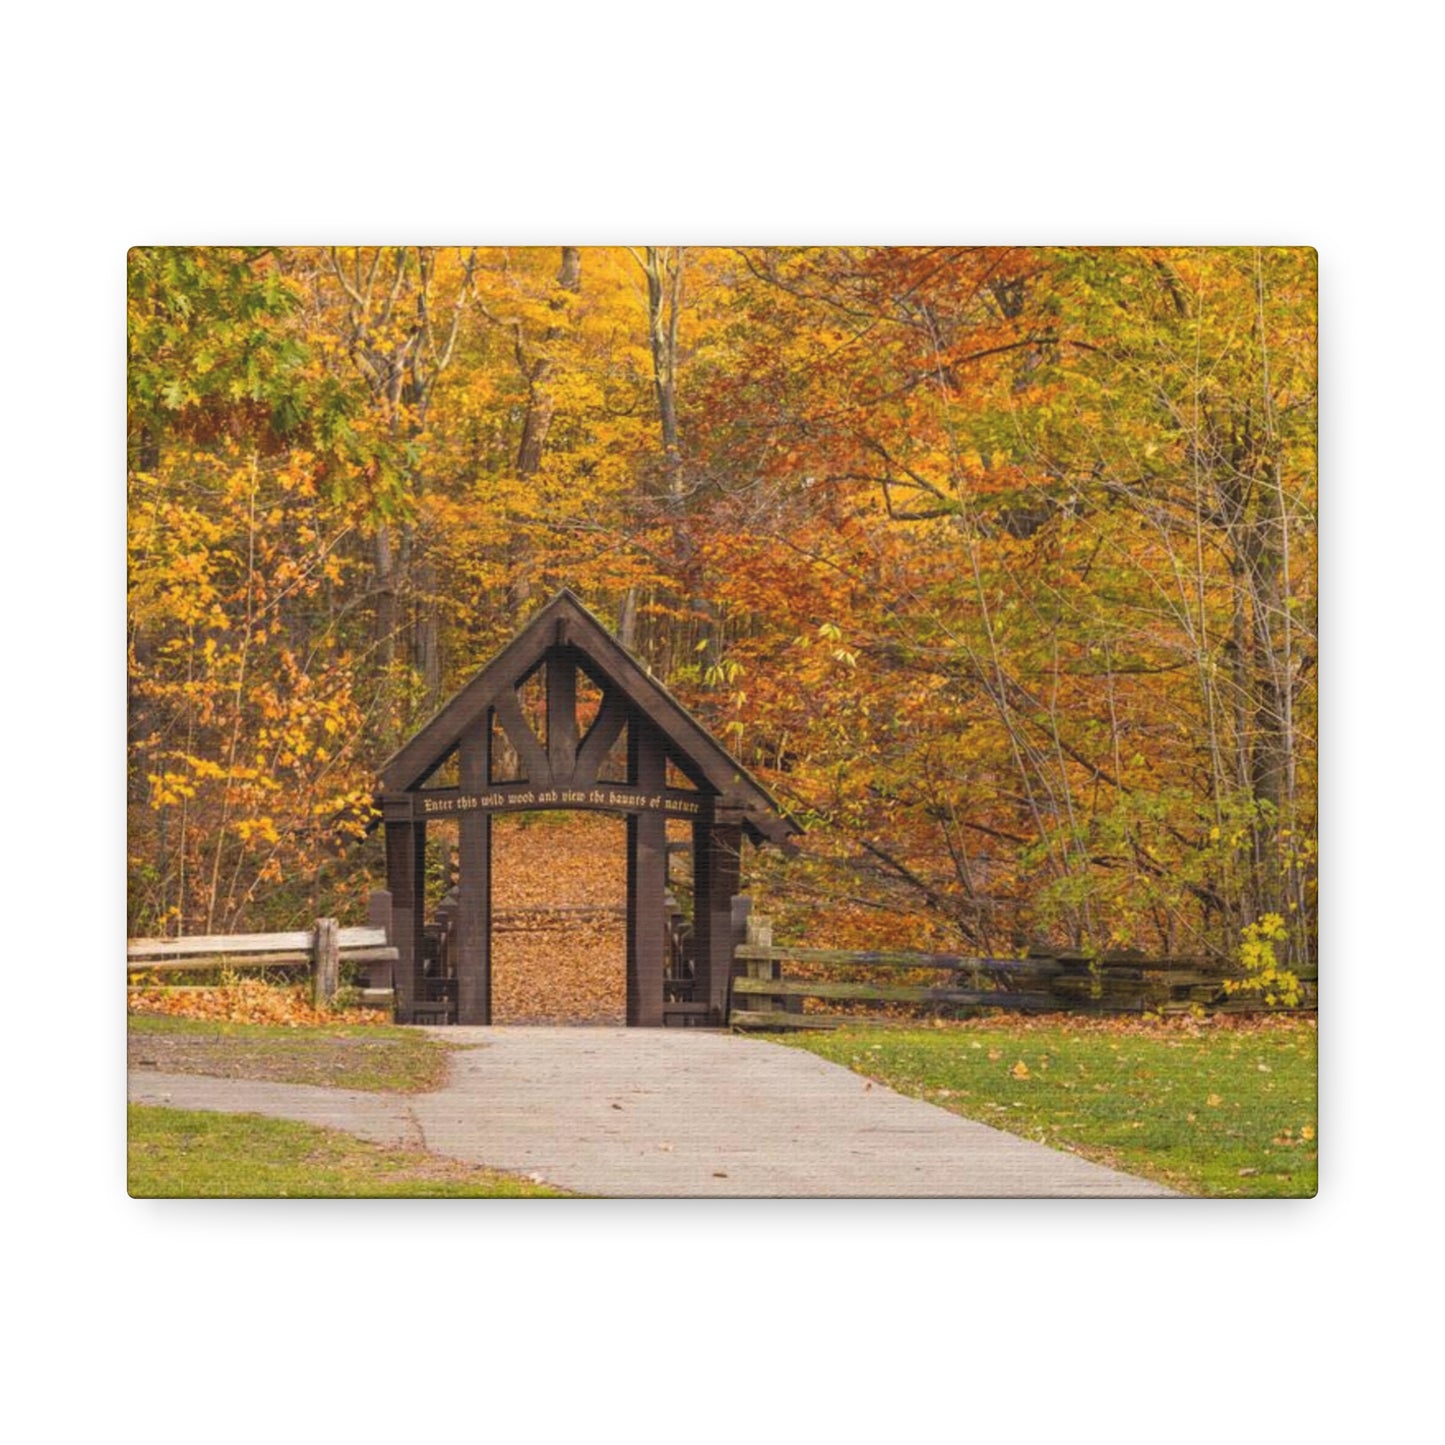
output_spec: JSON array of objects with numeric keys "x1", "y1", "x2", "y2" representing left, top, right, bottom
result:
[
  {"x1": 547, "y1": 648, "x2": 578, "y2": 782},
  {"x1": 626, "y1": 721, "x2": 667, "y2": 1025},
  {"x1": 366, "y1": 890, "x2": 394, "y2": 992},
  {"x1": 384, "y1": 820, "x2": 426, "y2": 1022},
  {"x1": 730, "y1": 894, "x2": 751, "y2": 956},
  {"x1": 744, "y1": 912, "x2": 776, "y2": 1016},
  {"x1": 694, "y1": 811, "x2": 743, "y2": 1022},
  {"x1": 456, "y1": 728, "x2": 492, "y2": 1025},
  {"x1": 313, "y1": 917, "x2": 340, "y2": 1006}
]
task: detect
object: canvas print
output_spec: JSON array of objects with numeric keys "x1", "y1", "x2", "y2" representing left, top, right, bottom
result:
[{"x1": 127, "y1": 246, "x2": 1317, "y2": 1197}]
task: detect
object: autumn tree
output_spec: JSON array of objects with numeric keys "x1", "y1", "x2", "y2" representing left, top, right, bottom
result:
[
  {"x1": 128, "y1": 247, "x2": 388, "y2": 934},
  {"x1": 127, "y1": 245, "x2": 1315, "y2": 968}
]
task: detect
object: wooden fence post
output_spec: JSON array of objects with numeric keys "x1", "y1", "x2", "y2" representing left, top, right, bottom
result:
[
  {"x1": 366, "y1": 890, "x2": 394, "y2": 991},
  {"x1": 313, "y1": 917, "x2": 340, "y2": 1006},
  {"x1": 744, "y1": 913, "x2": 776, "y2": 1016}
]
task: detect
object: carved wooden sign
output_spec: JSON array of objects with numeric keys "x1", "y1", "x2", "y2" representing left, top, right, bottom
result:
[{"x1": 391, "y1": 786, "x2": 706, "y2": 820}]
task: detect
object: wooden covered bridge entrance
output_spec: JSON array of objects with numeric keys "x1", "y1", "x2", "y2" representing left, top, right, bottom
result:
[{"x1": 375, "y1": 590, "x2": 798, "y2": 1025}]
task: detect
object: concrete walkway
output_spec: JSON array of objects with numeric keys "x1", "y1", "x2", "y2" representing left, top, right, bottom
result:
[{"x1": 128, "y1": 1026, "x2": 1176, "y2": 1197}]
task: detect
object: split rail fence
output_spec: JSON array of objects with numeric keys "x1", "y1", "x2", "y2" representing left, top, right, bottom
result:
[
  {"x1": 728, "y1": 916, "x2": 1317, "y2": 1029},
  {"x1": 127, "y1": 893, "x2": 399, "y2": 1008}
]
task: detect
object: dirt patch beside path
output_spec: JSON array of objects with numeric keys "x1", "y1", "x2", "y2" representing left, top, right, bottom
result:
[{"x1": 126, "y1": 1025, "x2": 453, "y2": 1093}]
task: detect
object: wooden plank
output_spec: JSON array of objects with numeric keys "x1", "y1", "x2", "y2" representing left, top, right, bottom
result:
[
  {"x1": 339, "y1": 946, "x2": 400, "y2": 965},
  {"x1": 730, "y1": 977, "x2": 1058, "y2": 1009},
  {"x1": 731, "y1": 944, "x2": 1247, "y2": 986},
  {"x1": 337, "y1": 927, "x2": 389, "y2": 948},
  {"x1": 128, "y1": 931, "x2": 315, "y2": 959},
  {"x1": 729, "y1": 1003, "x2": 1134, "y2": 1029},
  {"x1": 398, "y1": 783, "x2": 708, "y2": 820},
  {"x1": 729, "y1": 1010, "x2": 842, "y2": 1030},
  {"x1": 734, "y1": 942, "x2": 1254, "y2": 976},
  {"x1": 127, "y1": 953, "x2": 312, "y2": 973},
  {"x1": 127, "y1": 926, "x2": 387, "y2": 961},
  {"x1": 730, "y1": 944, "x2": 1043, "y2": 971}
]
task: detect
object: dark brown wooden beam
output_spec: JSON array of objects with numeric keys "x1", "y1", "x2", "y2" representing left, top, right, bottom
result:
[
  {"x1": 456, "y1": 728, "x2": 491, "y2": 1025},
  {"x1": 384, "y1": 819, "x2": 426, "y2": 1022},
  {"x1": 492, "y1": 685, "x2": 554, "y2": 788},
  {"x1": 694, "y1": 808, "x2": 742, "y2": 1022},
  {"x1": 547, "y1": 648, "x2": 578, "y2": 782},
  {"x1": 377, "y1": 614, "x2": 557, "y2": 791},
  {"x1": 573, "y1": 686, "x2": 628, "y2": 788},
  {"x1": 366, "y1": 890, "x2": 395, "y2": 993},
  {"x1": 379, "y1": 784, "x2": 710, "y2": 821},
  {"x1": 378, "y1": 591, "x2": 798, "y2": 843},
  {"x1": 626, "y1": 720, "x2": 667, "y2": 1026}
]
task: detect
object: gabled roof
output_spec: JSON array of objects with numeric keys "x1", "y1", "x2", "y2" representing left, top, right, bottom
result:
[{"x1": 377, "y1": 589, "x2": 799, "y2": 847}]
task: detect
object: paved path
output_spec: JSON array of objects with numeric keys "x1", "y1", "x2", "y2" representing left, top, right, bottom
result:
[{"x1": 129, "y1": 1027, "x2": 1176, "y2": 1197}]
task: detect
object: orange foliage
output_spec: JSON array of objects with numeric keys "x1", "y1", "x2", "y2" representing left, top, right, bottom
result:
[
  {"x1": 128, "y1": 246, "x2": 1316, "y2": 971},
  {"x1": 127, "y1": 980, "x2": 390, "y2": 1028}
]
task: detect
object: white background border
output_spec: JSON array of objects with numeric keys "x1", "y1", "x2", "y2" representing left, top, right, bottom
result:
[{"x1": 4, "y1": 2, "x2": 1425, "y2": 1438}]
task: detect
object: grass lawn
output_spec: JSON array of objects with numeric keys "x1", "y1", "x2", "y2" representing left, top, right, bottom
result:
[
  {"x1": 770, "y1": 1016, "x2": 1316, "y2": 1198},
  {"x1": 127, "y1": 1013, "x2": 455, "y2": 1092},
  {"x1": 128, "y1": 1105, "x2": 568, "y2": 1197}
]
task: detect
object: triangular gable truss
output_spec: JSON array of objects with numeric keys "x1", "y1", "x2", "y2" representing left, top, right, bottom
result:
[{"x1": 377, "y1": 590, "x2": 798, "y2": 847}]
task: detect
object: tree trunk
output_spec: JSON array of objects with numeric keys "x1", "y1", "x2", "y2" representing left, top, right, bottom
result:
[
  {"x1": 375, "y1": 523, "x2": 398, "y2": 669},
  {"x1": 508, "y1": 247, "x2": 583, "y2": 617},
  {"x1": 643, "y1": 246, "x2": 684, "y2": 501},
  {"x1": 516, "y1": 247, "x2": 581, "y2": 478}
]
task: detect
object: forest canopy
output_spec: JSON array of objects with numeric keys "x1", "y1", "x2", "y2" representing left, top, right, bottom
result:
[{"x1": 127, "y1": 245, "x2": 1316, "y2": 970}]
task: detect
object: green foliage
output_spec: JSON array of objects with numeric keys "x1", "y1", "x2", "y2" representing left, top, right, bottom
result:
[
  {"x1": 128, "y1": 247, "x2": 360, "y2": 478},
  {"x1": 1226, "y1": 914, "x2": 1302, "y2": 1008}
]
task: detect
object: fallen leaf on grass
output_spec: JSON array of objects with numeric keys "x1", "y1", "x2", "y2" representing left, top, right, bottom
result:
[
  {"x1": 129, "y1": 980, "x2": 389, "y2": 1029},
  {"x1": 1011, "y1": 1061, "x2": 1031, "y2": 1079}
]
